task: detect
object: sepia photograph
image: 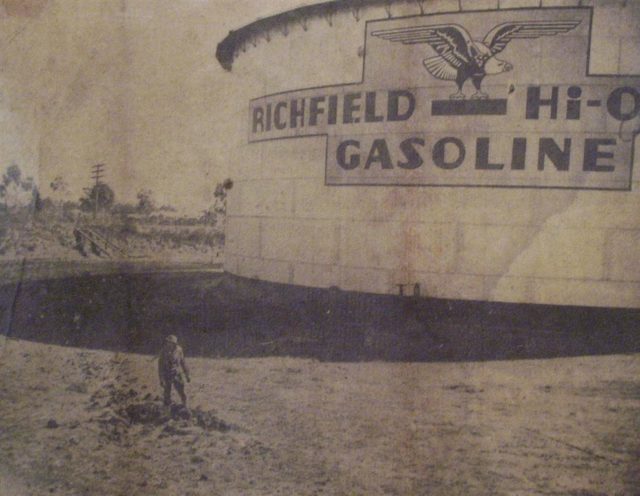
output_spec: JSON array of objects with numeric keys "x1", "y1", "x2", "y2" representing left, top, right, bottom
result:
[{"x1": 0, "y1": 0, "x2": 639, "y2": 494}]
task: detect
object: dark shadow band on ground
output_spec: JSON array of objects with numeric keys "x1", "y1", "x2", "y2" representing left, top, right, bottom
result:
[{"x1": 1, "y1": 267, "x2": 638, "y2": 362}]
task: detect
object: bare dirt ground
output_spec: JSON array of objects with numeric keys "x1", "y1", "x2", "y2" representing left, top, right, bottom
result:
[{"x1": 0, "y1": 337, "x2": 638, "y2": 496}]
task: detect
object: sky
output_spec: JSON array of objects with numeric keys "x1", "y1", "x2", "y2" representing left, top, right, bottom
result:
[{"x1": 0, "y1": 0, "x2": 309, "y2": 214}]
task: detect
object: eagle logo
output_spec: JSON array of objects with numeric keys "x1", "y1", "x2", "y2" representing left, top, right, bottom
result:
[{"x1": 371, "y1": 20, "x2": 581, "y2": 100}]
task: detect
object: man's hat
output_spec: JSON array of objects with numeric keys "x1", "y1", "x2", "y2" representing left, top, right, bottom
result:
[{"x1": 165, "y1": 335, "x2": 178, "y2": 344}]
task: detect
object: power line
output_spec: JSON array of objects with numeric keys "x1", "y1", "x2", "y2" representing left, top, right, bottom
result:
[
  {"x1": 91, "y1": 163, "x2": 106, "y2": 186},
  {"x1": 90, "y1": 163, "x2": 106, "y2": 219}
]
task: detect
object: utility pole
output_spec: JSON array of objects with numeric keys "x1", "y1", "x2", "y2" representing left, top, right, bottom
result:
[{"x1": 91, "y1": 163, "x2": 105, "y2": 219}]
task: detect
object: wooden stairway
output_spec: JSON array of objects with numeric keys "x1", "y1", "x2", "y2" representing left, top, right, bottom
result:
[{"x1": 73, "y1": 226, "x2": 128, "y2": 258}]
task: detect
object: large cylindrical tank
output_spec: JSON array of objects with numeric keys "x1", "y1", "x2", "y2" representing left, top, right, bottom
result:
[{"x1": 220, "y1": 0, "x2": 640, "y2": 308}]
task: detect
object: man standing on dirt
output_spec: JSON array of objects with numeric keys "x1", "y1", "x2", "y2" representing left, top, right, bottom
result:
[{"x1": 158, "y1": 335, "x2": 190, "y2": 407}]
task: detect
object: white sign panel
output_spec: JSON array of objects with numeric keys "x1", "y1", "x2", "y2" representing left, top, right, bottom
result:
[{"x1": 249, "y1": 8, "x2": 639, "y2": 190}]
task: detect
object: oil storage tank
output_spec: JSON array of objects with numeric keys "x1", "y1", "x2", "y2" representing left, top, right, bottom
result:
[{"x1": 218, "y1": 0, "x2": 640, "y2": 309}]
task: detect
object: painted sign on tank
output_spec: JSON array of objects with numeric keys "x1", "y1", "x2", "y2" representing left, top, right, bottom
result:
[{"x1": 248, "y1": 8, "x2": 639, "y2": 190}]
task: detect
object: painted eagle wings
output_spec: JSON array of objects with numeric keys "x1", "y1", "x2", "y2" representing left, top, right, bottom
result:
[
  {"x1": 371, "y1": 20, "x2": 581, "y2": 81},
  {"x1": 371, "y1": 24, "x2": 474, "y2": 80},
  {"x1": 482, "y1": 20, "x2": 583, "y2": 54}
]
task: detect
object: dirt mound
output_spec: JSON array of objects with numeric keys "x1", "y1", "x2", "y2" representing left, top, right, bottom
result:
[
  {"x1": 124, "y1": 402, "x2": 172, "y2": 425},
  {"x1": 192, "y1": 407, "x2": 232, "y2": 432},
  {"x1": 122, "y1": 401, "x2": 232, "y2": 433},
  {"x1": 0, "y1": 222, "x2": 81, "y2": 260}
]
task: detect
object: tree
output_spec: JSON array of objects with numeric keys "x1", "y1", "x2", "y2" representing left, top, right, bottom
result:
[
  {"x1": 136, "y1": 189, "x2": 155, "y2": 214},
  {"x1": 45, "y1": 175, "x2": 70, "y2": 218},
  {"x1": 213, "y1": 178, "x2": 233, "y2": 216},
  {"x1": 0, "y1": 164, "x2": 39, "y2": 211},
  {"x1": 203, "y1": 178, "x2": 233, "y2": 226},
  {"x1": 80, "y1": 183, "x2": 115, "y2": 214},
  {"x1": 50, "y1": 176, "x2": 68, "y2": 196}
]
